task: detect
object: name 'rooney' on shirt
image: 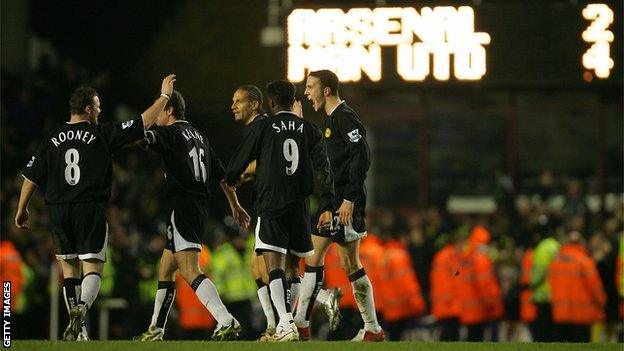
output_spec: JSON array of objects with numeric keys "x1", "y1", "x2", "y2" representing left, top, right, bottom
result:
[{"x1": 51, "y1": 129, "x2": 96, "y2": 147}]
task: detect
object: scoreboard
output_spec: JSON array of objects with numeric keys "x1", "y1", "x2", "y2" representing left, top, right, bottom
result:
[{"x1": 285, "y1": 2, "x2": 621, "y2": 87}]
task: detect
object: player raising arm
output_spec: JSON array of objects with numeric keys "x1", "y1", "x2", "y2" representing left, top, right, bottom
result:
[{"x1": 15, "y1": 74, "x2": 176, "y2": 341}]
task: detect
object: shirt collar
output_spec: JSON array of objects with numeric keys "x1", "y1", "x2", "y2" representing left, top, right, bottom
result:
[{"x1": 327, "y1": 101, "x2": 345, "y2": 116}]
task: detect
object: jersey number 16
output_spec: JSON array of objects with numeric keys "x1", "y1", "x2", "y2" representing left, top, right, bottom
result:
[{"x1": 189, "y1": 146, "x2": 207, "y2": 182}]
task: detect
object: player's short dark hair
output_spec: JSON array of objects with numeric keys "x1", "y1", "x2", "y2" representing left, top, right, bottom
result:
[
  {"x1": 266, "y1": 80, "x2": 296, "y2": 108},
  {"x1": 69, "y1": 87, "x2": 98, "y2": 115},
  {"x1": 309, "y1": 70, "x2": 339, "y2": 96},
  {"x1": 166, "y1": 90, "x2": 185, "y2": 120}
]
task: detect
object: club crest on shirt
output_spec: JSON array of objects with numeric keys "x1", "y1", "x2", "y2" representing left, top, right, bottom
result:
[
  {"x1": 122, "y1": 120, "x2": 134, "y2": 129},
  {"x1": 26, "y1": 156, "x2": 35, "y2": 168},
  {"x1": 347, "y1": 129, "x2": 362, "y2": 143},
  {"x1": 325, "y1": 128, "x2": 331, "y2": 138}
]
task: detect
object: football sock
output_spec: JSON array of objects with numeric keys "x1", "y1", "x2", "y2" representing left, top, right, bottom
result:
[
  {"x1": 315, "y1": 288, "x2": 329, "y2": 304},
  {"x1": 349, "y1": 268, "x2": 381, "y2": 332},
  {"x1": 79, "y1": 272, "x2": 102, "y2": 309},
  {"x1": 191, "y1": 274, "x2": 233, "y2": 326},
  {"x1": 62, "y1": 278, "x2": 81, "y2": 313},
  {"x1": 149, "y1": 281, "x2": 176, "y2": 331},
  {"x1": 256, "y1": 279, "x2": 276, "y2": 329},
  {"x1": 268, "y1": 269, "x2": 293, "y2": 326},
  {"x1": 289, "y1": 276, "x2": 301, "y2": 311},
  {"x1": 294, "y1": 265, "x2": 324, "y2": 328},
  {"x1": 63, "y1": 278, "x2": 88, "y2": 334}
]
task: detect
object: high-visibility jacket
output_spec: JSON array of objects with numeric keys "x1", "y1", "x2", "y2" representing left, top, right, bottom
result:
[
  {"x1": 457, "y1": 245, "x2": 504, "y2": 325},
  {"x1": 210, "y1": 237, "x2": 256, "y2": 303},
  {"x1": 0, "y1": 241, "x2": 27, "y2": 312},
  {"x1": 359, "y1": 234, "x2": 386, "y2": 312},
  {"x1": 470, "y1": 225, "x2": 491, "y2": 250},
  {"x1": 530, "y1": 237, "x2": 560, "y2": 303},
  {"x1": 430, "y1": 244, "x2": 461, "y2": 319},
  {"x1": 380, "y1": 240, "x2": 426, "y2": 322},
  {"x1": 548, "y1": 244, "x2": 606, "y2": 324},
  {"x1": 519, "y1": 248, "x2": 537, "y2": 323},
  {"x1": 176, "y1": 245, "x2": 216, "y2": 329}
]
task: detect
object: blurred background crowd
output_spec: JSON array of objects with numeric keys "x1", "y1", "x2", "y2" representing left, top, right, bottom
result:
[{"x1": 1, "y1": 0, "x2": 622, "y2": 343}]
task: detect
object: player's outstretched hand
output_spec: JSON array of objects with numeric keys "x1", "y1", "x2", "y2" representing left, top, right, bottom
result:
[
  {"x1": 337, "y1": 200, "x2": 353, "y2": 226},
  {"x1": 316, "y1": 210, "x2": 332, "y2": 230},
  {"x1": 161, "y1": 74, "x2": 176, "y2": 96},
  {"x1": 293, "y1": 100, "x2": 303, "y2": 118},
  {"x1": 232, "y1": 204, "x2": 251, "y2": 230},
  {"x1": 15, "y1": 208, "x2": 30, "y2": 229}
]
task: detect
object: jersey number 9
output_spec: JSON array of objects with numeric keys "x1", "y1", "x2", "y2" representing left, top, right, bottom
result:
[{"x1": 283, "y1": 138, "x2": 299, "y2": 175}]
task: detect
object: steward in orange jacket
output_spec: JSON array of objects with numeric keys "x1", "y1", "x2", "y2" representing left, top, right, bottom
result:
[
  {"x1": 176, "y1": 245, "x2": 216, "y2": 335},
  {"x1": 519, "y1": 248, "x2": 537, "y2": 323},
  {"x1": 430, "y1": 242, "x2": 461, "y2": 341},
  {"x1": 380, "y1": 238, "x2": 426, "y2": 340},
  {"x1": 548, "y1": 233, "x2": 606, "y2": 342},
  {"x1": 382, "y1": 239, "x2": 426, "y2": 321},
  {"x1": 430, "y1": 243, "x2": 461, "y2": 320},
  {"x1": 456, "y1": 227, "x2": 503, "y2": 341},
  {"x1": 359, "y1": 234, "x2": 386, "y2": 312}
]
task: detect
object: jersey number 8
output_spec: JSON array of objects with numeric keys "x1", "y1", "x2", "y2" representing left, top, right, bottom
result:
[
  {"x1": 64, "y1": 148, "x2": 80, "y2": 186},
  {"x1": 283, "y1": 138, "x2": 299, "y2": 175}
]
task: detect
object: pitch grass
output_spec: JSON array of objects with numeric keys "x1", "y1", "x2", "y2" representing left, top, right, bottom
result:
[{"x1": 11, "y1": 341, "x2": 623, "y2": 351}]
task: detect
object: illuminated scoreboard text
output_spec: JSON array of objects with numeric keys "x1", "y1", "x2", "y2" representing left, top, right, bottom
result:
[{"x1": 287, "y1": 6, "x2": 491, "y2": 82}]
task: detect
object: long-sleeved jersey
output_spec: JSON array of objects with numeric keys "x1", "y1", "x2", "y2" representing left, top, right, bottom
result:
[
  {"x1": 323, "y1": 102, "x2": 371, "y2": 205},
  {"x1": 145, "y1": 120, "x2": 225, "y2": 199},
  {"x1": 22, "y1": 117, "x2": 144, "y2": 204},
  {"x1": 225, "y1": 111, "x2": 334, "y2": 218}
]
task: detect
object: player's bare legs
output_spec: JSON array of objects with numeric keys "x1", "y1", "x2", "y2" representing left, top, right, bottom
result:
[
  {"x1": 252, "y1": 253, "x2": 270, "y2": 283},
  {"x1": 135, "y1": 249, "x2": 178, "y2": 341},
  {"x1": 263, "y1": 251, "x2": 298, "y2": 341},
  {"x1": 59, "y1": 258, "x2": 81, "y2": 279},
  {"x1": 173, "y1": 249, "x2": 239, "y2": 340},
  {"x1": 251, "y1": 252, "x2": 276, "y2": 340},
  {"x1": 335, "y1": 239, "x2": 362, "y2": 275},
  {"x1": 336, "y1": 240, "x2": 383, "y2": 341},
  {"x1": 158, "y1": 249, "x2": 178, "y2": 281}
]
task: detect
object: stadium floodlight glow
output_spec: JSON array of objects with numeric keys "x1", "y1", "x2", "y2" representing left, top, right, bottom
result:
[
  {"x1": 287, "y1": 6, "x2": 491, "y2": 83},
  {"x1": 582, "y1": 4, "x2": 614, "y2": 79}
]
